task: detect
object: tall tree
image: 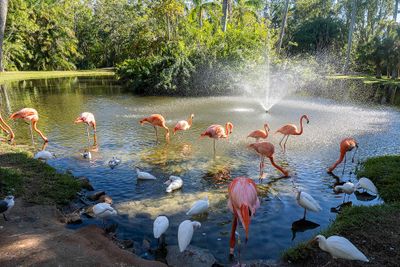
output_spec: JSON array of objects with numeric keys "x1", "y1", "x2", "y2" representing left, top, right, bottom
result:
[
  {"x1": 0, "y1": 0, "x2": 8, "y2": 72},
  {"x1": 344, "y1": 0, "x2": 357, "y2": 73},
  {"x1": 222, "y1": 0, "x2": 229, "y2": 31},
  {"x1": 277, "y1": 0, "x2": 289, "y2": 54}
]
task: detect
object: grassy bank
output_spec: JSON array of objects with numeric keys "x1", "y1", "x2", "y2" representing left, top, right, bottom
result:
[
  {"x1": 283, "y1": 155, "x2": 400, "y2": 266},
  {"x1": 328, "y1": 74, "x2": 400, "y2": 86},
  {"x1": 0, "y1": 143, "x2": 81, "y2": 205},
  {"x1": 0, "y1": 69, "x2": 114, "y2": 83}
]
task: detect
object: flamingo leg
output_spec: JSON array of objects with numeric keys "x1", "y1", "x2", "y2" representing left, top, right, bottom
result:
[
  {"x1": 342, "y1": 153, "x2": 347, "y2": 176},
  {"x1": 283, "y1": 135, "x2": 290, "y2": 152},
  {"x1": 303, "y1": 208, "x2": 307, "y2": 220},
  {"x1": 29, "y1": 122, "x2": 35, "y2": 147},
  {"x1": 154, "y1": 126, "x2": 158, "y2": 142},
  {"x1": 86, "y1": 124, "x2": 91, "y2": 149},
  {"x1": 259, "y1": 156, "x2": 265, "y2": 182},
  {"x1": 229, "y1": 215, "x2": 238, "y2": 255},
  {"x1": 351, "y1": 146, "x2": 358, "y2": 163},
  {"x1": 279, "y1": 135, "x2": 286, "y2": 149},
  {"x1": 213, "y1": 139, "x2": 216, "y2": 157}
]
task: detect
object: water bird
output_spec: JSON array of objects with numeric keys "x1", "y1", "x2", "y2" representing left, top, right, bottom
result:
[
  {"x1": 34, "y1": 150, "x2": 56, "y2": 160},
  {"x1": 296, "y1": 191, "x2": 322, "y2": 220},
  {"x1": 327, "y1": 138, "x2": 358, "y2": 174},
  {"x1": 334, "y1": 182, "x2": 355, "y2": 202},
  {"x1": 165, "y1": 175, "x2": 183, "y2": 193},
  {"x1": 247, "y1": 123, "x2": 270, "y2": 142},
  {"x1": 0, "y1": 113, "x2": 15, "y2": 143},
  {"x1": 174, "y1": 114, "x2": 194, "y2": 135},
  {"x1": 313, "y1": 235, "x2": 369, "y2": 262},
  {"x1": 108, "y1": 157, "x2": 121, "y2": 169},
  {"x1": 139, "y1": 114, "x2": 170, "y2": 142},
  {"x1": 82, "y1": 151, "x2": 92, "y2": 159},
  {"x1": 74, "y1": 112, "x2": 97, "y2": 148},
  {"x1": 228, "y1": 177, "x2": 260, "y2": 255},
  {"x1": 178, "y1": 220, "x2": 201, "y2": 252},
  {"x1": 357, "y1": 177, "x2": 378, "y2": 195},
  {"x1": 10, "y1": 108, "x2": 48, "y2": 145},
  {"x1": 93, "y1": 202, "x2": 117, "y2": 227},
  {"x1": 276, "y1": 114, "x2": 309, "y2": 152},
  {"x1": 248, "y1": 142, "x2": 289, "y2": 181},
  {"x1": 186, "y1": 196, "x2": 209, "y2": 216},
  {"x1": 153, "y1": 215, "x2": 169, "y2": 239},
  {"x1": 136, "y1": 167, "x2": 156, "y2": 180},
  {"x1": 0, "y1": 195, "x2": 14, "y2": 221},
  {"x1": 200, "y1": 122, "x2": 233, "y2": 157}
]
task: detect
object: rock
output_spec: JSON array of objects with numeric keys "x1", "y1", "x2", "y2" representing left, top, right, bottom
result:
[
  {"x1": 88, "y1": 191, "x2": 105, "y2": 201},
  {"x1": 120, "y1": 239, "x2": 134, "y2": 249},
  {"x1": 61, "y1": 213, "x2": 82, "y2": 224},
  {"x1": 79, "y1": 177, "x2": 94, "y2": 191},
  {"x1": 99, "y1": 195, "x2": 113, "y2": 204},
  {"x1": 166, "y1": 245, "x2": 216, "y2": 267}
]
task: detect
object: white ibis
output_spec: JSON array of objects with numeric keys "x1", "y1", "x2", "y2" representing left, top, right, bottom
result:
[
  {"x1": 314, "y1": 235, "x2": 369, "y2": 262},
  {"x1": 165, "y1": 176, "x2": 183, "y2": 193},
  {"x1": 136, "y1": 167, "x2": 156, "y2": 180},
  {"x1": 34, "y1": 150, "x2": 55, "y2": 160},
  {"x1": 153, "y1": 215, "x2": 169, "y2": 239},
  {"x1": 0, "y1": 195, "x2": 14, "y2": 221},
  {"x1": 296, "y1": 191, "x2": 322, "y2": 219},
  {"x1": 178, "y1": 220, "x2": 201, "y2": 252},
  {"x1": 108, "y1": 157, "x2": 121, "y2": 169},
  {"x1": 186, "y1": 196, "x2": 209, "y2": 216}
]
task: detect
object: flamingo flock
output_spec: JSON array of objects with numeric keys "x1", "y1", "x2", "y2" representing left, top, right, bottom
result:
[{"x1": 0, "y1": 108, "x2": 378, "y2": 264}]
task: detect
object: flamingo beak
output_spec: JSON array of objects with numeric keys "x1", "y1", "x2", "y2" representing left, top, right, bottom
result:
[{"x1": 306, "y1": 119, "x2": 310, "y2": 124}]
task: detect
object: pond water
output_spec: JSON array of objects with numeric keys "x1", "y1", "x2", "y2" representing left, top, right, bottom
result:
[{"x1": 1, "y1": 77, "x2": 399, "y2": 264}]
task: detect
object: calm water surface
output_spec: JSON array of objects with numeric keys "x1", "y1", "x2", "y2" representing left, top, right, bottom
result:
[{"x1": 1, "y1": 77, "x2": 399, "y2": 264}]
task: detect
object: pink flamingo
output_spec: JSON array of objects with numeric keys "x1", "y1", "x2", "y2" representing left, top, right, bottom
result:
[
  {"x1": 200, "y1": 122, "x2": 233, "y2": 156},
  {"x1": 139, "y1": 114, "x2": 170, "y2": 142},
  {"x1": 74, "y1": 112, "x2": 97, "y2": 147},
  {"x1": 173, "y1": 114, "x2": 194, "y2": 135},
  {"x1": 247, "y1": 123, "x2": 270, "y2": 142},
  {"x1": 0, "y1": 113, "x2": 14, "y2": 143},
  {"x1": 249, "y1": 142, "x2": 289, "y2": 181},
  {"x1": 327, "y1": 138, "x2": 358, "y2": 174},
  {"x1": 228, "y1": 176, "x2": 260, "y2": 255},
  {"x1": 10, "y1": 108, "x2": 48, "y2": 145},
  {"x1": 276, "y1": 114, "x2": 309, "y2": 152}
]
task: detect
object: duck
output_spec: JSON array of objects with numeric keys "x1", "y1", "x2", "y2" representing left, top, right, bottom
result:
[
  {"x1": 136, "y1": 167, "x2": 157, "y2": 180},
  {"x1": 108, "y1": 157, "x2": 121, "y2": 169}
]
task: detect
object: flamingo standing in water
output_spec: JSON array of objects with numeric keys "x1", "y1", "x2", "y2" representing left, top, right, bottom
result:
[
  {"x1": 74, "y1": 112, "x2": 97, "y2": 148},
  {"x1": 200, "y1": 122, "x2": 233, "y2": 156},
  {"x1": 247, "y1": 123, "x2": 270, "y2": 142},
  {"x1": 228, "y1": 177, "x2": 260, "y2": 255},
  {"x1": 276, "y1": 115, "x2": 309, "y2": 152},
  {"x1": 0, "y1": 113, "x2": 14, "y2": 143},
  {"x1": 10, "y1": 108, "x2": 48, "y2": 145},
  {"x1": 249, "y1": 142, "x2": 289, "y2": 181},
  {"x1": 327, "y1": 138, "x2": 358, "y2": 174},
  {"x1": 139, "y1": 114, "x2": 170, "y2": 143},
  {"x1": 174, "y1": 114, "x2": 194, "y2": 135}
]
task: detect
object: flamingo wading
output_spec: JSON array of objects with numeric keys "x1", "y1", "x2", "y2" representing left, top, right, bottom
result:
[
  {"x1": 247, "y1": 123, "x2": 270, "y2": 142},
  {"x1": 10, "y1": 108, "x2": 48, "y2": 145},
  {"x1": 328, "y1": 138, "x2": 358, "y2": 174},
  {"x1": 174, "y1": 114, "x2": 194, "y2": 135},
  {"x1": 139, "y1": 114, "x2": 170, "y2": 142},
  {"x1": 0, "y1": 113, "x2": 14, "y2": 142},
  {"x1": 228, "y1": 177, "x2": 260, "y2": 255},
  {"x1": 200, "y1": 122, "x2": 233, "y2": 156},
  {"x1": 74, "y1": 112, "x2": 97, "y2": 148},
  {"x1": 276, "y1": 115, "x2": 309, "y2": 152}
]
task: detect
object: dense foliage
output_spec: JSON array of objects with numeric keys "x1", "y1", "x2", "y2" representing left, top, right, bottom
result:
[{"x1": 2, "y1": 0, "x2": 400, "y2": 94}]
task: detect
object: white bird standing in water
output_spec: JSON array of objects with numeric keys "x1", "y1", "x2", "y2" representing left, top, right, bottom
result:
[
  {"x1": 296, "y1": 191, "x2": 322, "y2": 219},
  {"x1": 0, "y1": 195, "x2": 14, "y2": 221},
  {"x1": 357, "y1": 177, "x2": 378, "y2": 195},
  {"x1": 165, "y1": 176, "x2": 183, "y2": 193},
  {"x1": 153, "y1": 215, "x2": 169, "y2": 239},
  {"x1": 186, "y1": 196, "x2": 209, "y2": 216},
  {"x1": 34, "y1": 150, "x2": 55, "y2": 160},
  {"x1": 136, "y1": 167, "x2": 156, "y2": 180},
  {"x1": 108, "y1": 157, "x2": 121, "y2": 169},
  {"x1": 313, "y1": 235, "x2": 369, "y2": 262},
  {"x1": 93, "y1": 202, "x2": 117, "y2": 227},
  {"x1": 178, "y1": 220, "x2": 201, "y2": 252},
  {"x1": 334, "y1": 182, "x2": 356, "y2": 202}
]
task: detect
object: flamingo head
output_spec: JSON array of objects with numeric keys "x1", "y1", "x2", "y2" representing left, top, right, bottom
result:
[
  {"x1": 264, "y1": 123, "x2": 270, "y2": 132},
  {"x1": 302, "y1": 115, "x2": 310, "y2": 124},
  {"x1": 226, "y1": 122, "x2": 234, "y2": 134},
  {"x1": 139, "y1": 118, "x2": 147, "y2": 125},
  {"x1": 173, "y1": 126, "x2": 179, "y2": 135},
  {"x1": 190, "y1": 114, "x2": 194, "y2": 119},
  {"x1": 74, "y1": 116, "x2": 84, "y2": 124}
]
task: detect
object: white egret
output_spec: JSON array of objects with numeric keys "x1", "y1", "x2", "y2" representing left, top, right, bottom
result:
[
  {"x1": 186, "y1": 196, "x2": 209, "y2": 216},
  {"x1": 334, "y1": 182, "x2": 356, "y2": 202},
  {"x1": 178, "y1": 220, "x2": 201, "y2": 252},
  {"x1": 296, "y1": 191, "x2": 322, "y2": 219},
  {"x1": 34, "y1": 150, "x2": 55, "y2": 160},
  {"x1": 356, "y1": 177, "x2": 378, "y2": 195}
]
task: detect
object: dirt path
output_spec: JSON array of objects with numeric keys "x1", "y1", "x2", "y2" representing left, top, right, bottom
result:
[{"x1": 0, "y1": 200, "x2": 166, "y2": 267}]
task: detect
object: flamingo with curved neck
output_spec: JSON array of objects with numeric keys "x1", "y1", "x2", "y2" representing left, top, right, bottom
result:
[
  {"x1": 10, "y1": 108, "x2": 48, "y2": 145},
  {"x1": 173, "y1": 114, "x2": 194, "y2": 135},
  {"x1": 328, "y1": 137, "x2": 358, "y2": 174},
  {"x1": 200, "y1": 122, "x2": 233, "y2": 157},
  {"x1": 247, "y1": 123, "x2": 270, "y2": 142},
  {"x1": 276, "y1": 115, "x2": 309, "y2": 152},
  {"x1": 139, "y1": 114, "x2": 170, "y2": 143}
]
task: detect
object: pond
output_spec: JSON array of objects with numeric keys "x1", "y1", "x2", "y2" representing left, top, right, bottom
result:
[{"x1": 1, "y1": 76, "x2": 399, "y2": 264}]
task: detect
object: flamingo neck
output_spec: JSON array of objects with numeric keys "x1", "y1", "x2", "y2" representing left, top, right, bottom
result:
[
  {"x1": 32, "y1": 121, "x2": 48, "y2": 142},
  {"x1": 225, "y1": 124, "x2": 230, "y2": 137},
  {"x1": 269, "y1": 156, "x2": 288, "y2": 176},
  {"x1": 187, "y1": 115, "x2": 193, "y2": 127},
  {"x1": 297, "y1": 116, "x2": 306, "y2": 135},
  {"x1": 328, "y1": 151, "x2": 346, "y2": 172}
]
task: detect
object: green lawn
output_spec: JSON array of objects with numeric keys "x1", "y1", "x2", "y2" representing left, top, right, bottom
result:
[{"x1": 0, "y1": 69, "x2": 114, "y2": 83}]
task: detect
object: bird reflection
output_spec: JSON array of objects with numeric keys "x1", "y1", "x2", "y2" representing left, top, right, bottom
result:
[
  {"x1": 291, "y1": 218, "x2": 320, "y2": 241},
  {"x1": 330, "y1": 201, "x2": 352, "y2": 214}
]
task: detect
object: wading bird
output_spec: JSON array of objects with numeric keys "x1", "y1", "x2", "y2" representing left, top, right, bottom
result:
[
  {"x1": 228, "y1": 177, "x2": 260, "y2": 255},
  {"x1": 276, "y1": 115, "x2": 309, "y2": 152},
  {"x1": 334, "y1": 178, "x2": 378, "y2": 202},
  {"x1": 247, "y1": 123, "x2": 270, "y2": 142},
  {"x1": 174, "y1": 114, "x2": 194, "y2": 135},
  {"x1": 139, "y1": 114, "x2": 169, "y2": 143},
  {"x1": 0, "y1": 195, "x2": 14, "y2": 221},
  {"x1": 327, "y1": 138, "x2": 358, "y2": 174},
  {"x1": 313, "y1": 235, "x2": 369, "y2": 262},
  {"x1": 0, "y1": 113, "x2": 14, "y2": 143},
  {"x1": 93, "y1": 202, "x2": 117, "y2": 228},
  {"x1": 153, "y1": 215, "x2": 169, "y2": 240},
  {"x1": 165, "y1": 176, "x2": 183, "y2": 193},
  {"x1": 186, "y1": 196, "x2": 209, "y2": 216},
  {"x1": 296, "y1": 191, "x2": 322, "y2": 220},
  {"x1": 74, "y1": 112, "x2": 97, "y2": 148},
  {"x1": 249, "y1": 142, "x2": 289, "y2": 181},
  {"x1": 10, "y1": 108, "x2": 48, "y2": 145},
  {"x1": 200, "y1": 122, "x2": 233, "y2": 156},
  {"x1": 178, "y1": 220, "x2": 201, "y2": 252}
]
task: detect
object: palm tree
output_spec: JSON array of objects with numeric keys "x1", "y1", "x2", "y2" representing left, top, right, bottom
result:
[
  {"x1": 344, "y1": 0, "x2": 357, "y2": 73},
  {"x1": 231, "y1": 0, "x2": 263, "y2": 25},
  {"x1": 277, "y1": 0, "x2": 290, "y2": 54},
  {"x1": 191, "y1": 0, "x2": 219, "y2": 28}
]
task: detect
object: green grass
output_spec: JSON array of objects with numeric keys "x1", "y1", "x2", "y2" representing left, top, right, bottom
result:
[
  {"x1": 0, "y1": 143, "x2": 81, "y2": 205},
  {"x1": 0, "y1": 69, "x2": 114, "y2": 83}
]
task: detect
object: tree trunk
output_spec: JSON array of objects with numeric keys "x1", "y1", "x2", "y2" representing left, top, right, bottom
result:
[
  {"x1": 376, "y1": 63, "x2": 382, "y2": 78},
  {"x1": 277, "y1": 0, "x2": 290, "y2": 54},
  {"x1": 222, "y1": 0, "x2": 228, "y2": 32},
  {"x1": 0, "y1": 0, "x2": 8, "y2": 72},
  {"x1": 199, "y1": 7, "x2": 203, "y2": 28},
  {"x1": 391, "y1": 0, "x2": 399, "y2": 79},
  {"x1": 344, "y1": 0, "x2": 357, "y2": 73}
]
